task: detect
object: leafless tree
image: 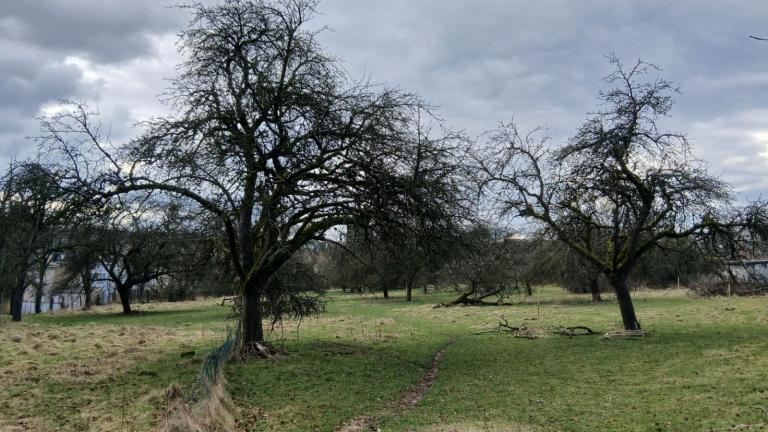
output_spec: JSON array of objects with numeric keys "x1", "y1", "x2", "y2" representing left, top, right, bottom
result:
[
  {"x1": 437, "y1": 224, "x2": 519, "y2": 307},
  {"x1": 478, "y1": 55, "x2": 766, "y2": 330},
  {"x1": 0, "y1": 161, "x2": 73, "y2": 321},
  {"x1": 42, "y1": 0, "x2": 463, "y2": 354}
]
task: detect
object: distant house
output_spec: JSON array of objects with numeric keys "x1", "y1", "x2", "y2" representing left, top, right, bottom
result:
[
  {"x1": 19, "y1": 257, "x2": 117, "y2": 315},
  {"x1": 723, "y1": 259, "x2": 768, "y2": 283}
]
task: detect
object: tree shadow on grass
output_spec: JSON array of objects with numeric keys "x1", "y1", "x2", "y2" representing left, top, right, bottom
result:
[{"x1": 26, "y1": 306, "x2": 231, "y2": 328}]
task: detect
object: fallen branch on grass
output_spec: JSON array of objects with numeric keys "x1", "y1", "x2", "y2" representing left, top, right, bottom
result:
[
  {"x1": 551, "y1": 326, "x2": 597, "y2": 336},
  {"x1": 434, "y1": 287, "x2": 507, "y2": 308},
  {"x1": 475, "y1": 317, "x2": 598, "y2": 339},
  {"x1": 220, "y1": 297, "x2": 237, "y2": 307},
  {"x1": 602, "y1": 330, "x2": 647, "y2": 339},
  {"x1": 474, "y1": 316, "x2": 538, "y2": 339}
]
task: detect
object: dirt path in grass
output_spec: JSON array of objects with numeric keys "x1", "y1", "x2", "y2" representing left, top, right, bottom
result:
[{"x1": 336, "y1": 338, "x2": 456, "y2": 432}]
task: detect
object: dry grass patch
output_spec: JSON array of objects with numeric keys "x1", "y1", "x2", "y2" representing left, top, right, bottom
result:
[
  {"x1": 418, "y1": 422, "x2": 545, "y2": 432},
  {"x1": 0, "y1": 300, "x2": 227, "y2": 431}
]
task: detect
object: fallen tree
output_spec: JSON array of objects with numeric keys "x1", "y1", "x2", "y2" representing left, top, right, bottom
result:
[
  {"x1": 475, "y1": 316, "x2": 598, "y2": 339},
  {"x1": 434, "y1": 285, "x2": 508, "y2": 308}
]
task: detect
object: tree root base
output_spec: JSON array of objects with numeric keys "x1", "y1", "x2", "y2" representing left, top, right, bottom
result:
[{"x1": 236, "y1": 341, "x2": 285, "y2": 360}]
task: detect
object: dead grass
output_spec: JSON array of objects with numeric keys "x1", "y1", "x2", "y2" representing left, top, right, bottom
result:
[
  {"x1": 0, "y1": 299, "x2": 226, "y2": 431},
  {"x1": 163, "y1": 376, "x2": 236, "y2": 432},
  {"x1": 419, "y1": 423, "x2": 544, "y2": 432}
]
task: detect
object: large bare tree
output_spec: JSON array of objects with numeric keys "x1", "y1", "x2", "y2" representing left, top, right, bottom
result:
[
  {"x1": 44, "y1": 0, "x2": 462, "y2": 354},
  {"x1": 479, "y1": 56, "x2": 765, "y2": 330}
]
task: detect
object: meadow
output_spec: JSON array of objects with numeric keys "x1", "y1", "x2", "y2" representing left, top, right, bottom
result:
[{"x1": 1, "y1": 287, "x2": 767, "y2": 431}]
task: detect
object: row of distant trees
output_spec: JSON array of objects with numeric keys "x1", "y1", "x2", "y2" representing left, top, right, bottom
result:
[
  {"x1": 1, "y1": 0, "x2": 765, "y2": 355},
  {"x1": 0, "y1": 163, "x2": 238, "y2": 321},
  {"x1": 324, "y1": 223, "x2": 744, "y2": 304}
]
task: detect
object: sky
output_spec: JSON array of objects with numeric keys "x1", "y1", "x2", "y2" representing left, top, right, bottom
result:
[{"x1": 1, "y1": 0, "x2": 767, "y2": 198}]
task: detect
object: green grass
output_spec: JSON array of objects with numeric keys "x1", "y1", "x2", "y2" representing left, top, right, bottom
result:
[{"x1": 2, "y1": 288, "x2": 767, "y2": 431}]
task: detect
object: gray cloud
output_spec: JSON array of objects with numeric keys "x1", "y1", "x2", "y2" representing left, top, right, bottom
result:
[
  {"x1": 316, "y1": 0, "x2": 768, "y2": 197},
  {"x1": 1, "y1": 0, "x2": 767, "y2": 197},
  {"x1": 0, "y1": 0, "x2": 185, "y2": 63},
  {"x1": 0, "y1": 0, "x2": 184, "y2": 166}
]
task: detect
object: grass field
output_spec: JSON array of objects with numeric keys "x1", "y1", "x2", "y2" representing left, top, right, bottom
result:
[{"x1": 1, "y1": 287, "x2": 767, "y2": 431}]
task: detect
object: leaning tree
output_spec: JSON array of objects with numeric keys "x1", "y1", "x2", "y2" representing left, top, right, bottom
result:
[
  {"x1": 43, "y1": 0, "x2": 463, "y2": 354},
  {"x1": 479, "y1": 55, "x2": 765, "y2": 330}
]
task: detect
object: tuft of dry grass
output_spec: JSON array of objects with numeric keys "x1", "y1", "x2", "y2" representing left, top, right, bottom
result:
[{"x1": 163, "y1": 376, "x2": 236, "y2": 432}]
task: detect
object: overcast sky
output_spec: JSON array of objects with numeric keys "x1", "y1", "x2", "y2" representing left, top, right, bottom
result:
[{"x1": 1, "y1": 0, "x2": 767, "y2": 197}]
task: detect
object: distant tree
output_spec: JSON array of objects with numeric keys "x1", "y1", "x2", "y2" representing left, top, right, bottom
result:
[
  {"x1": 93, "y1": 200, "x2": 192, "y2": 314},
  {"x1": 43, "y1": 1, "x2": 462, "y2": 354},
  {"x1": 54, "y1": 223, "x2": 105, "y2": 310},
  {"x1": 375, "y1": 110, "x2": 469, "y2": 301},
  {"x1": 479, "y1": 56, "x2": 765, "y2": 330},
  {"x1": 437, "y1": 224, "x2": 518, "y2": 307},
  {"x1": 0, "y1": 161, "x2": 72, "y2": 321},
  {"x1": 324, "y1": 227, "x2": 395, "y2": 297}
]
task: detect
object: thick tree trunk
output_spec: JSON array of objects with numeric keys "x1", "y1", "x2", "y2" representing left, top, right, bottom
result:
[
  {"x1": 525, "y1": 281, "x2": 533, "y2": 296},
  {"x1": 242, "y1": 282, "x2": 265, "y2": 345},
  {"x1": 590, "y1": 277, "x2": 602, "y2": 302},
  {"x1": 611, "y1": 277, "x2": 640, "y2": 330},
  {"x1": 117, "y1": 285, "x2": 132, "y2": 314},
  {"x1": 406, "y1": 281, "x2": 413, "y2": 302},
  {"x1": 382, "y1": 286, "x2": 389, "y2": 299}
]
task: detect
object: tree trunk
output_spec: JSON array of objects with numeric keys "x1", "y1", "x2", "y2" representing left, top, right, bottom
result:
[
  {"x1": 525, "y1": 281, "x2": 533, "y2": 296},
  {"x1": 34, "y1": 261, "x2": 46, "y2": 314},
  {"x1": 11, "y1": 290, "x2": 23, "y2": 322},
  {"x1": 242, "y1": 282, "x2": 265, "y2": 345},
  {"x1": 34, "y1": 287, "x2": 43, "y2": 314},
  {"x1": 382, "y1": 286, "x2": 389, "y2": 299},
  {"x1": 117, "y1": 285, "x2": 132, "y2": 314},
  {"x1": 11, "y1": 270, "x2": 28, "y2": 322},
  {"x1": 82, "y1": 272, "x2": 93, "y2": 310},
  {"x1": 423, "y1": 284, "x2": 428, "y2": 294},
  {"x1": 590, "y1": 277, "x2": 602, "y2": 302},
  {"x1": 611, "y1": 277, "x2": 640, "y2": 330},
  {"x1": 405, "y1": 273, "x2": 417, "y2": 302}
]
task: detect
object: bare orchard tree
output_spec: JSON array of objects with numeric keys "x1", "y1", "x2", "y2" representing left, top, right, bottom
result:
[
  {"x1": 43, "y1": 0, "x2": 461, "y2": 354},
  {"x1": 54, "y1": 221, "x2": 108, "y2": 310},
  {"x1": 94, "y1": 199, "x2": 197, "y2": 315},
  {"x1": 478, "y1": 56, "x2": 765, "y2": 330},
  {"x1": 437, "y1": 224, "x2": 519, "y2": 307},
  {"x1": 0, "y1": 161, "x2": 72, "y2": 321},
  {"x1": 375, "y1": 109, "x2": 470, "y2": 301}
]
